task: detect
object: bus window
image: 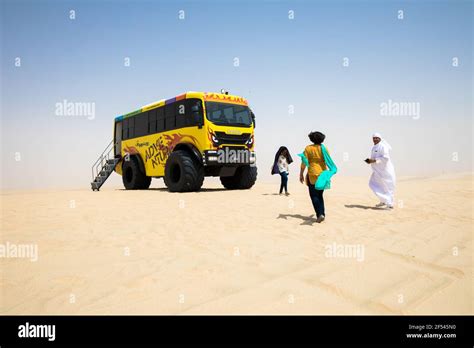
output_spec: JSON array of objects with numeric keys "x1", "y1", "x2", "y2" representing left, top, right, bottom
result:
[
  {"x1": 135, "y1": 111, "x2": 149, "y2": 137},
  {"x1": 157, "y1": 107, "x2": 165, "y2": 132},
  {"x1": 122, "y1": 118, "x2": 129, "y2": 139},
  {"x1": 175, "y1": 101, "x2": 186, "y2": 128},
  {"x1": 165, "y1": 103, "x2": 175, "y2": 130},
  {"x1": 149, "y1": 109, "x2": 157, "y2": 134},
  {"x1": 128, "y1": 116, "x2": 135, "y2": 139},
  {"x1": 186, "y1": 99, "x2": 203, "y2": 126}
]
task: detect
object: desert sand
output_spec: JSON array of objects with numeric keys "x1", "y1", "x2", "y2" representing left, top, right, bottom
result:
[{"x1": 1, "y1": 174, "x2": 472, "y2": 314}]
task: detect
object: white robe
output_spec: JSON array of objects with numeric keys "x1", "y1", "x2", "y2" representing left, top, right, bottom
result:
[{"x1": 369, "y1": 142, "x2": 396, "y2": 205}]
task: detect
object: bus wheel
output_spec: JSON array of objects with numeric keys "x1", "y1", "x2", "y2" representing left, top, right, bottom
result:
[
  {"x1": 122, "y1": 156, "x2": 151, "y2": 190},
  {"x1": 220, "y1": 165, "x2": 257, "y2": 190},
  {"x1": 164, "y1": 150, "x2": 204, "y2": 192}
]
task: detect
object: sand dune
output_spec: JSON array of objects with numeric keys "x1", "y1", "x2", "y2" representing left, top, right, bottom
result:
[{"x1": 1, "y1": 174, "x2": 472, "y2": 314}]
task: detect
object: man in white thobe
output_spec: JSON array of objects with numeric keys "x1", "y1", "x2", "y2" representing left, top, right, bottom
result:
[{"x1": 365, "y1": 133, "x2": 396, "y2": 209}]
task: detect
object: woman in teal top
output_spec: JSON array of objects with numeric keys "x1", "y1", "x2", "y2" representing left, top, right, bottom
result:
[{"x1": 298, "y1": 131, "x2": 337, "y2": 223}]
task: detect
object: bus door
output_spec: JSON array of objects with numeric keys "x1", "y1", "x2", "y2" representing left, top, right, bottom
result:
[{"x1": 114, "y1": 121, "x2": 122, "y2": 157}]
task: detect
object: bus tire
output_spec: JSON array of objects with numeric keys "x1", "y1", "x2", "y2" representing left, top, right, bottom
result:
[
  {"x1": 122, "y1": 156, "x2": 151, "y2": 190},
  {"x1": 164, "y1": 150, "x2": 204, "y2": 192},
  {"x1": 220, "y1": 165, "x2": 257, "y2": 190}
]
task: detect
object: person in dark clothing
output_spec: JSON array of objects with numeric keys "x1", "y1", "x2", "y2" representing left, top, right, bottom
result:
[
  {"x1": 271, "y1": 146, "x2": 293, "y2": 196},
  {"x1": 308, "y1": 183, "x2": 325, "y2": 218}
]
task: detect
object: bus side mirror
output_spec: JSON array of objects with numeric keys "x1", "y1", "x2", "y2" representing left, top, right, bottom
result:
[{"x1": 251, "y1": 111, "x2": 256, "y2": 128}]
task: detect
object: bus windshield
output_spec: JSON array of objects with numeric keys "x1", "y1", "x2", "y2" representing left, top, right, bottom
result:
[{"x1": 205, "y1": 102, "x2": 253, "y2": 127}]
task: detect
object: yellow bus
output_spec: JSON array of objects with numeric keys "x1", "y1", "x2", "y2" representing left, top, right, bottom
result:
[{"x1": 91, "y1": 91, "x2": 257, "y2": 192}]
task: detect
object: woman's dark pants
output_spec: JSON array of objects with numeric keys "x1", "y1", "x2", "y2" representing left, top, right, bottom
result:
[
  {"x1": 279, "y1": 172, "x2": 288, "y2": 194},
  {"x1": 308, "y1": 184, "x2": 325, "y2": 217}
]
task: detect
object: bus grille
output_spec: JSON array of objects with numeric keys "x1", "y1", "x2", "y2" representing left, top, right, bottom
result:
[{"x1": 215, "y1": 132, "x2": 251, "y2": 145}]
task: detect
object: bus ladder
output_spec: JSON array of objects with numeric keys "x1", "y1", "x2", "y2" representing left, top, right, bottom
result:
[{"x1": 91, "y1": 140, "x2": 121, "y2": 191}]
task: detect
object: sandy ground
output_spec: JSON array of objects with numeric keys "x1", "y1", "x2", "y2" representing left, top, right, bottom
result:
[{"x1": 1, "y1": 174, "x2": 472, "y2": 315}]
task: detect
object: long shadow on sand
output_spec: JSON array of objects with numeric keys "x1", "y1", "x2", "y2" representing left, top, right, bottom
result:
[
  {"x1": 277, "y1": 213, "x2": 318, "y2": 226},
  {"x1": 345, "y1": 204, "x2": 385, "y2": 210}
]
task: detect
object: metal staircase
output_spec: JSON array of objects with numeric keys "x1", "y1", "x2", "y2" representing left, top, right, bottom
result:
[{"x1": 91, "y1": 140, "x2": 121, "y2": 191}]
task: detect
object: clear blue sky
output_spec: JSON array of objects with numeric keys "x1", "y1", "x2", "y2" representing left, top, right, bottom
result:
[{"x1": 1, "y1": 0, "x2": 472, "y2": 189}]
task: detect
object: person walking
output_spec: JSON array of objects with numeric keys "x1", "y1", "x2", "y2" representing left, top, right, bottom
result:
[
  {"x1": 298, "y1": 131, "x2": 337, "y2": 223},
  {"x1": 271, "y1": 146, "x2": 293, "y2": 196},
  {"x1": 365, "y1": 133, "x2": 396, "y2": 209}
]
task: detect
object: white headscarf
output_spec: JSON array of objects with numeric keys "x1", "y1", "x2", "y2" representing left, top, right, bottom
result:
[{"x1": 372, "y1": 132, "x2": 392, "y2": 151}]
